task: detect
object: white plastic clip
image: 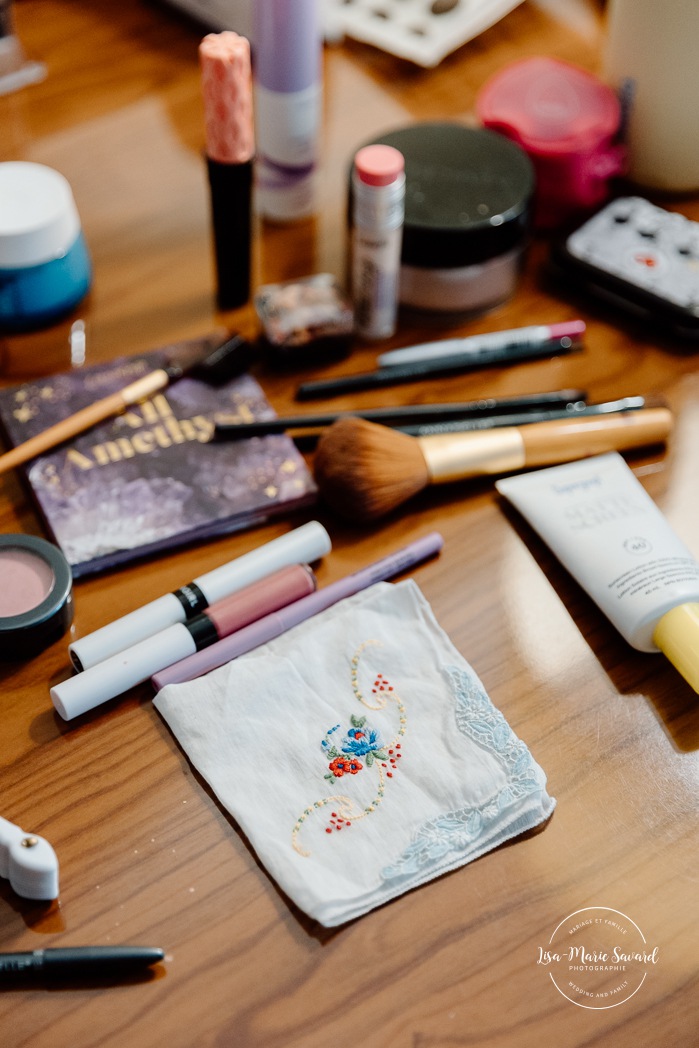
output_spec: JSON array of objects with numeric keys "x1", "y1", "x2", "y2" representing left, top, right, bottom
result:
[{"x1": 0, "y1": 816, "x2": 59, "y2": 900}]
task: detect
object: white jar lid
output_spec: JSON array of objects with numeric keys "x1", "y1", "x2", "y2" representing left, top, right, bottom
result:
[{"x1": 0, "y1": 161, "x2": 82, "y2": 269}]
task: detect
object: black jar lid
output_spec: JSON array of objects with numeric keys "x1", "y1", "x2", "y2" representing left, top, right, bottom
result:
[{"x1": 365, "y1": 122, "x2": 535, "y2": 269}]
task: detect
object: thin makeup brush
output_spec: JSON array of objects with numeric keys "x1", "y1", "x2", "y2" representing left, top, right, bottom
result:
[
  {"x1": 313, "y1": 408, "x2": 674, "y2": 521},
  {"x1": 0, "y1": 332, "x2": 253, "y2": 476}
]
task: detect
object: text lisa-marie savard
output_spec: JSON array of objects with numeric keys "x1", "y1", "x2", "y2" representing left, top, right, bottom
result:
[{"x1": 537, "y1": 946, "x2": 659, "y2": 969}]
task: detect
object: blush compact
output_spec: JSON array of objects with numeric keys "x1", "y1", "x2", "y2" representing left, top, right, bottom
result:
[{"x1": 0, "y1": 534, "x2": 73, "y2": 660}]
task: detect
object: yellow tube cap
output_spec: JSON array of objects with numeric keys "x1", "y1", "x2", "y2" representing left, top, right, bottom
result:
[{"x1": 653, "y1": 603, "x2": 699, "y2": 695}]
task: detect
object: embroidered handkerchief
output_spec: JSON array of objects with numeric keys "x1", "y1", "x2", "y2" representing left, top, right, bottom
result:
[{"x1": 154, "y1": 580, "x2": 555, "y2": 926}]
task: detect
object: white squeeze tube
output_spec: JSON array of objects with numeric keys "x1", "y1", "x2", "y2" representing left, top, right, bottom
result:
[{"x1": 496, "y1": 452, "x2": 699, "y2": 693}]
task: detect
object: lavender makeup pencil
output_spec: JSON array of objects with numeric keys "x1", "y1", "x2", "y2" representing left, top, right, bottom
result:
[{"x1": 151, "y1": 532, "x2": 444, "y2": 690}]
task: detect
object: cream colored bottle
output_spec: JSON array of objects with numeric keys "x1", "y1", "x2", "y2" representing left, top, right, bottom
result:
[{"x1": 603, "y1": 0, "x2": 699, "y2": 191}]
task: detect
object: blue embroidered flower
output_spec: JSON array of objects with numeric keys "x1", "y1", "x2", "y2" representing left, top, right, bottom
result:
[
  {"x1": 342, "y1": 724, "x2": 381, "y2": 757},
  {"x1": 321, "y1": 713, "x2": 390, "y2": 785}
]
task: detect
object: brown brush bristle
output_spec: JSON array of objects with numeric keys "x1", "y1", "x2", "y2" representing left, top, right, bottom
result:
[{"x1": 313, "y1": 417, "x2": 430, "y2": 520}]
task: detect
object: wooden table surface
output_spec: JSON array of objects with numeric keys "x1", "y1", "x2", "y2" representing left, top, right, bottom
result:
[{"x1": 1, "y1": 2, "x2": 697, "y2": 1045}]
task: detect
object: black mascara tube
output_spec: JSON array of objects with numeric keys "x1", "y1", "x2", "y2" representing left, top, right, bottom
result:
[{"x1": 207, "y1": 157, "x2": 253, "y2": 311}]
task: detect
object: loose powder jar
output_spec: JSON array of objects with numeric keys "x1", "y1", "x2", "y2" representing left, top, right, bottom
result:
[{"x1": 360, "y1": 122, "x2": 535, "y2": 317}]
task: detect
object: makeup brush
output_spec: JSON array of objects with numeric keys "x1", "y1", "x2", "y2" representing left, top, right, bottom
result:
[
  {"x1": 313, "y1": 408, "x2": 673, "y2": 521},
  {"x1": 0, "y1": 332, "x2": 253, "y2": 476}
]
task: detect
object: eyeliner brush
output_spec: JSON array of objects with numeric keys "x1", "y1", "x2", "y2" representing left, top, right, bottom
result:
[{"x1": 213, "y1": 389, "x2": 587, "y2": 440}]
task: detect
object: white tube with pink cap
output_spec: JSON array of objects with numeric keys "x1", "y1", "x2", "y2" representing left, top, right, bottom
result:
[{"x1": 351, "y1": 143, "x2": 405, "y2": 341}]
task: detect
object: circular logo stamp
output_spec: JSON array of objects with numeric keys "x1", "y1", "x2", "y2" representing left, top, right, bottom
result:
[
  {"x1": 537, "y1": 906, "x2": 659, "y2": 1009},
  {"x1": 623, "y1": 536, "x2": 653, "y2": 556}
]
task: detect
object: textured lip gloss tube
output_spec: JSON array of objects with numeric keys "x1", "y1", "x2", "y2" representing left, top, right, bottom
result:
[{"x1": 200, "y1": 30, "x2": 254, "y2": 309}]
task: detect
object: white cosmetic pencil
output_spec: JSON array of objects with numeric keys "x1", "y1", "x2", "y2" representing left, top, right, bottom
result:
[{"x1": 376, "y1": 321, "x2": 586, "y2": 367}]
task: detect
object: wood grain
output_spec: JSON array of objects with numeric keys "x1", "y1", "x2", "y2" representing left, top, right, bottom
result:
[{"x1": 1, "y1": 2, "x2": 697, "y2": 1045}]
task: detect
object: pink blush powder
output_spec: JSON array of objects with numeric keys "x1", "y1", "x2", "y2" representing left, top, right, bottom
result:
[{"x1": 0, "y1": 548, "x2": 55, "y2": 617}]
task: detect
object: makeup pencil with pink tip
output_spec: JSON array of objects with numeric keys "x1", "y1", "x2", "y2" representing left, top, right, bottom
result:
[{"x1": 200, "y1": 31, "x2": 254, "y2": 309}]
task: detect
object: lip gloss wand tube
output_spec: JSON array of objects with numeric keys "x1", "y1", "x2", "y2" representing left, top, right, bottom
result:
[
  {"x1": 351, "y1": 144, "x2": 405, "y2": 340},
  {"x1": 68, "y1": 520, "x2": 331, "y2": 671},
  {"x1": 200, "y1": 31, "x2": 254, "y2": 309},
  {"x1": 51, "y1": 564, "x2": 317, "y2": 721}
]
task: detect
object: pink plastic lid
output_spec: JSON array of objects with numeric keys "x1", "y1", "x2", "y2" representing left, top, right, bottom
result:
[
  {"x1": 476, "y1": 57, "x2": 621, "y2": 156},
  {"x1": 354, "y1": 144, "x2": 405, "y2": 186}
]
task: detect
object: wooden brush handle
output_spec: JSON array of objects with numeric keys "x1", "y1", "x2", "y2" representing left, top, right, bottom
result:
[
  {"x1": 419, "y1": 408, "x2": 673, "y2": 483},
  {"x1": 0, "y1": 370, "x2": 169, "y2": 476},
  {"x1": 519, "y1": 407, "x2": 673, "y2": 465}
]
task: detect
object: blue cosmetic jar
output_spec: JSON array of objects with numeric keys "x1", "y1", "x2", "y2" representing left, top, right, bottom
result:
[{"x1": 0, "y1": 162, "x2": 92, "y2": 331}]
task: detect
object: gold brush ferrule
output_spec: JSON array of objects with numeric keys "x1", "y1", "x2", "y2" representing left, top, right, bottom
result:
[{"x1": 418, "y1": 428, "x2": 525, "y2": 483}]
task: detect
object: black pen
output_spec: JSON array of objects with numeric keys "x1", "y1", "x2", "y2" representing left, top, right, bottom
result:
[
  {"x1": 0, "y1": 946, "x2": 165, "y2": 978},
  {"x1": 295, "y1": 336, "x2": 582, "y2": 400},
  {"x1": 213, "y1": 389, "x2": 586, "y2": 440}
]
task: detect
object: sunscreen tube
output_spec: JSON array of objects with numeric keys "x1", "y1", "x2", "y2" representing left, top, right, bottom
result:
[{"x1": 496, "y1": 452, "x2": 699, "y2": 692}]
